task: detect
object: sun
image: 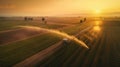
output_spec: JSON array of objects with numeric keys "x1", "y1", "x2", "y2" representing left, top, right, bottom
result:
[
  {"x1": 92, "y1": 9, "x2": 102, "y2": 17},
  {"x1": 94, "y1": 9, "x2": 101, "y2": 14}
]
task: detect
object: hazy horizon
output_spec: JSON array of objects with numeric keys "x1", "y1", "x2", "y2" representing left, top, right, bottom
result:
[{"x1": 0, "y1": 0, "x2": 120, "y2": 17}]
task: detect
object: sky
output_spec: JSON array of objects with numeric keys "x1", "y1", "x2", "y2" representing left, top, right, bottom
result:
[{"x1": 0, "y1": 0, "x2": 120, "y2": 16}]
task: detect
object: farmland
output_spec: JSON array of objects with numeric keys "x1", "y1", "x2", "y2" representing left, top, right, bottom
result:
[{"x1": 0, "y1": 17, "x2": 120, "y2": 67}]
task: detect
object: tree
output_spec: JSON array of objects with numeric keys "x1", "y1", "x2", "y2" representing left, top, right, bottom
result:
[
  {"x1": 80, "y1": 20, "x2": 83, "y2": 23},
  {"x1": 24, "y1": 17, "x2": 27, "y2": 21},
  {"x1": 84, "y1": 18, "x2": 86, "y2": 22},
  {"x1": 41, "y1": 17, "x2": 47, "y2": 24}
]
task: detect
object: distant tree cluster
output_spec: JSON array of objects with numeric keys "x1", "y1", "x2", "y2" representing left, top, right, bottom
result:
[
  {"x1": 24, "y1": 17, "x2": 33, "y2": 21},
  {"x1": 80, "y1": 18, "x2": 86, "y2": 23},
  {"x1": 41, "y1": 17, "x2": 47, "y2": 24},
  {"x1": 0, "y1": 17, "x2": 6, "y2": 20}
]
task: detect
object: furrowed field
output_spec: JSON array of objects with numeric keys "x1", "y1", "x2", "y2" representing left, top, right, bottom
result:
[{"x1": 0, "y1": 17, "x2": 120, "y2": 67}]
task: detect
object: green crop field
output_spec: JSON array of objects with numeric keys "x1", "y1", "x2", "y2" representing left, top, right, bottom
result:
[
  {"x1": 0, "y1": 17, "x2": 120, "y2": 67},
  {"x1": 35, "y1": 20, "x2": 120, "y2": 67}
]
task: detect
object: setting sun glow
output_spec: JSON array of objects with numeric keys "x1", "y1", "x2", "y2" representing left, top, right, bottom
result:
[
  {"x1": 95, "y1": 9, "x2": 101, "y2": 14},
  {"x1": 0, "y1": 0, "x2": 120, "y2": 16}
]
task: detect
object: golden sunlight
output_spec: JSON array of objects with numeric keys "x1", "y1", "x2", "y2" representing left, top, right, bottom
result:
[
  {"x1": 93, "y1": 21, "x2": 102, "y2": 32},
  {"x1": 95, "y1": 21, "x2": 102, "y2": 26},
  {"x1": 93, "y1": 26, "x2": 101, "y2": 31}
]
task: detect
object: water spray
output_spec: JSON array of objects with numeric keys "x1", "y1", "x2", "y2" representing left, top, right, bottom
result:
[{"x1": 18, "y1": 26, "x2": 89, "y2": 49}]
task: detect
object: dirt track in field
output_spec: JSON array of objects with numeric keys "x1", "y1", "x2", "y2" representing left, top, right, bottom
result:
[
  {"x1": 14, "y1": 41, "x2": 63, "y2": 67},
  {"x1": 13, "y1": 26, "x2": 91, "y2": 67}
]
